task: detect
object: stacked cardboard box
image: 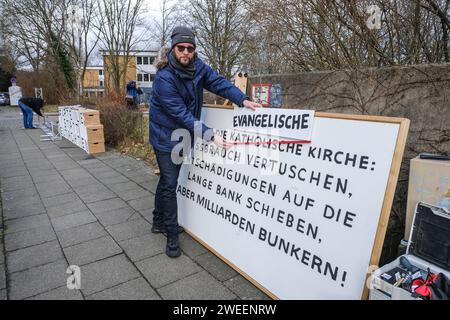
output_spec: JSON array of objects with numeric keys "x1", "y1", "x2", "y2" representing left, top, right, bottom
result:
[{"x1": 58, "y1": 105, "x2": 105, "y2": 154}]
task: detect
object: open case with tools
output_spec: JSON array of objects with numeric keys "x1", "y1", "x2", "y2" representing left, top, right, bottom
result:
[{"x1": 370, "y1": 202, "x2": 450, "y2": 300}]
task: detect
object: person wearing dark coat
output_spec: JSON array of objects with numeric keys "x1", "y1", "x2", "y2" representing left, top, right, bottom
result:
[
  {"x1": 150, "y1": 26, "x2": 262, "y2": 258},
  {"x1": 18, "y1": 97, "x2": 44, "y2": 129},
  {"x1": 126, "y1": 80, "x2": 143, "y2": 109}
]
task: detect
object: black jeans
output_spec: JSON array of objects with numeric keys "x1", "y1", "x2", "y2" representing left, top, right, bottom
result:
[{"x1": 153, "y1": 150, "x2": 182, "y2": 237}]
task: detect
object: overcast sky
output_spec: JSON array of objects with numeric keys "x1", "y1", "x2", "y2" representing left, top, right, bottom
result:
[{"x1": 146, "y1": 0, "x2": 164, "y2": 17}]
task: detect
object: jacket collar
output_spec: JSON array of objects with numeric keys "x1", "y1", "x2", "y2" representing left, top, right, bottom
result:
[
  {"x1": 168, "y1": 51, "x2": 195, "y2": 80},
  {"x1": 163, "y1": 52, "x2": 205, "y2": 84}
]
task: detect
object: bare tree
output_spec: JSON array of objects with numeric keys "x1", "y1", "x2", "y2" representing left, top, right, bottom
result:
[
  {"x1": 1, "y1": 0, "x2": 77, "y2": 90},
  {"x1": 64, "y1": 0, "x2": 103, "y2": 98},
  {"x1": 182, "y1": 0, "x2": 252, "y2": 79},
  {"x1": 421, "y1": 0, "x2": 450, "y2": 61},
  {"x1": 0, "y1": 5, "x2": 6, "y2": 57},
  {"x1": 149, "y1": 0, "x2": 179, "y2": 48},
  {"x1": 1, "y1": 0, "x2": 48, "y2": 71},
  {"x1": 2, "y1": 0, "x2": 449, "y2": 91},
  {"x1": 244, "y1": 0, "x2": 450, "y2": 74},
  {"x1": 95, "y1": 0, "x2": 146, "y2": 92}
]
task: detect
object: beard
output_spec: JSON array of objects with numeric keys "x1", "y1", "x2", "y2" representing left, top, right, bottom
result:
[{"x1": 176, "y1": 55, "x2": 193, "y2": 66}]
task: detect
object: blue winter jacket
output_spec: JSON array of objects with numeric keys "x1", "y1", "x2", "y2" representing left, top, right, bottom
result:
[
  {"x1": 126, "y1": 81, "x2": 143, "y2": 104},
  {"x1": 149, "y1": 54, "x2": 247, "y2": 152}
]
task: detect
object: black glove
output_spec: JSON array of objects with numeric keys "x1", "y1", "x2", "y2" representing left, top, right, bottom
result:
[{"x1": 399, "y1": 256, "x2": 420, "y2": 274}]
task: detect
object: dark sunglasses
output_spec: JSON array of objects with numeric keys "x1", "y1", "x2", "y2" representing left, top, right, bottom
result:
[{"x1": 176, "y1": 45, "x2": 195, "y2": 53}]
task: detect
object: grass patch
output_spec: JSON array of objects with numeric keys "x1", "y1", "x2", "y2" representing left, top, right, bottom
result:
[
  {"x1": 117, "y1": 138, "x2": 158, "y2": 170},
  {"x1": 116, "y1": 116, "x2": 158, "y2": 170},
  {"x1": 42, "y1": 105, "x2": 59, "y2": 113},
  {"x1": 93, "y1": 96, "x2": 157, "y2": 171}
]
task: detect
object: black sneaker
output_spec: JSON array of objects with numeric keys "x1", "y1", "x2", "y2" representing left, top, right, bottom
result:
[
  {"x1": 166, "y1": 235, "x2": 181, "y2": 258},
  {"x1": 151, "y1": 225, "x2": 184, "y2": 235}
]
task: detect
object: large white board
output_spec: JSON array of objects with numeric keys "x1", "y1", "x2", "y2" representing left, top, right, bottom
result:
[{"x1": 177, "y1": 107, "x2": 402, "y2": 299}]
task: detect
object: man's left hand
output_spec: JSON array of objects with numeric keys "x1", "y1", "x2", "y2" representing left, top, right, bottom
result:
[{"x1": 243, "y1": 99, "x2": 263, "y2": 110}]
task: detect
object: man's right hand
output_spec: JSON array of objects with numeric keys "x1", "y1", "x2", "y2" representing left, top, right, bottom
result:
[
  {"x1": 213, "y1": 134, "x2": 233, "y2": 149},
  {"x1": 243, "y1": 99, "x2": 263, "y2": 110}
]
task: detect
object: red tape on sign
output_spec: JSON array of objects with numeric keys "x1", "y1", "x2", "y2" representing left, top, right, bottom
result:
[{"x1": 230, "y1": 139, "x2": 311, "y2": 145}]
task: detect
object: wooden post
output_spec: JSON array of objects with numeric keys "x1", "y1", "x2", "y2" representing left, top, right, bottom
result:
[{"x1": 223, "y1": 72, "x2": 248, "y2": 107}]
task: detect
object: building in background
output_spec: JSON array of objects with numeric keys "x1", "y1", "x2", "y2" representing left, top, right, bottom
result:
[
  {"x1": 82, "y1": 66, "x2": 105, "y2": 99},
  {"x1": 100, "y1": 50, "x2": 158, "y2": 104}
]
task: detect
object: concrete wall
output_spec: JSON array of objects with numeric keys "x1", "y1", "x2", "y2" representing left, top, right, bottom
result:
[{"x1": 207, "y1": 63, "x2": 450, "y2": 265}]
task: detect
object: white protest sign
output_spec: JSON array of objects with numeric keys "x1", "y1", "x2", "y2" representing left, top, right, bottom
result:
[
  {"x1": 177, "y1": 107, "x2": 408, "y2": 299},
  {"x1": 233, "y1": 108, "x2": 314, "y2": 141},
  {"x1": 8, "y1": 85, "x2": 22, "y2": 106}
]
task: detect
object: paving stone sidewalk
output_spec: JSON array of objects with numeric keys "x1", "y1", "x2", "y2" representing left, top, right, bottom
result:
[{"x1": 0, "y1": 107, "x2": 269, "y2": 300}]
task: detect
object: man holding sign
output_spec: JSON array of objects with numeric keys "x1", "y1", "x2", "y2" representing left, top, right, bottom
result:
[{"x1": 150, "y1": 26, "x2": 262, "y2": 258}]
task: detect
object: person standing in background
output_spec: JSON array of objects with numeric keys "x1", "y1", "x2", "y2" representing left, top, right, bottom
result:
[{"x1": 126, "y1": 80, "x2": 143, "y2": 110}]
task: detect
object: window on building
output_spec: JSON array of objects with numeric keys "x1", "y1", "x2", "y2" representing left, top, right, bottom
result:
[
  {"x1": 149, "y1": 57, "x2": 155, "y2": 65},
  {"x1": 99, "y1": 80, "x2": 104, "y2": 87},
  {"x1": 137, "y1": 73, "x2": 143, "y2": 82},
  {"x1": 144, "y1": 73, "x2": 149, "y2": 82},
  {"x1": 150, "y1": 74, "x2": 155, "y2": 82},
  {"x1": 143, "y1": 56, "x2": 149, "y2": 65},
  {"x1": 98, "y1": 69, "x2": 103, "y2": 75},
  {"x1": 137, "y1": 56, "x2": 142, "y2": 65}
]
